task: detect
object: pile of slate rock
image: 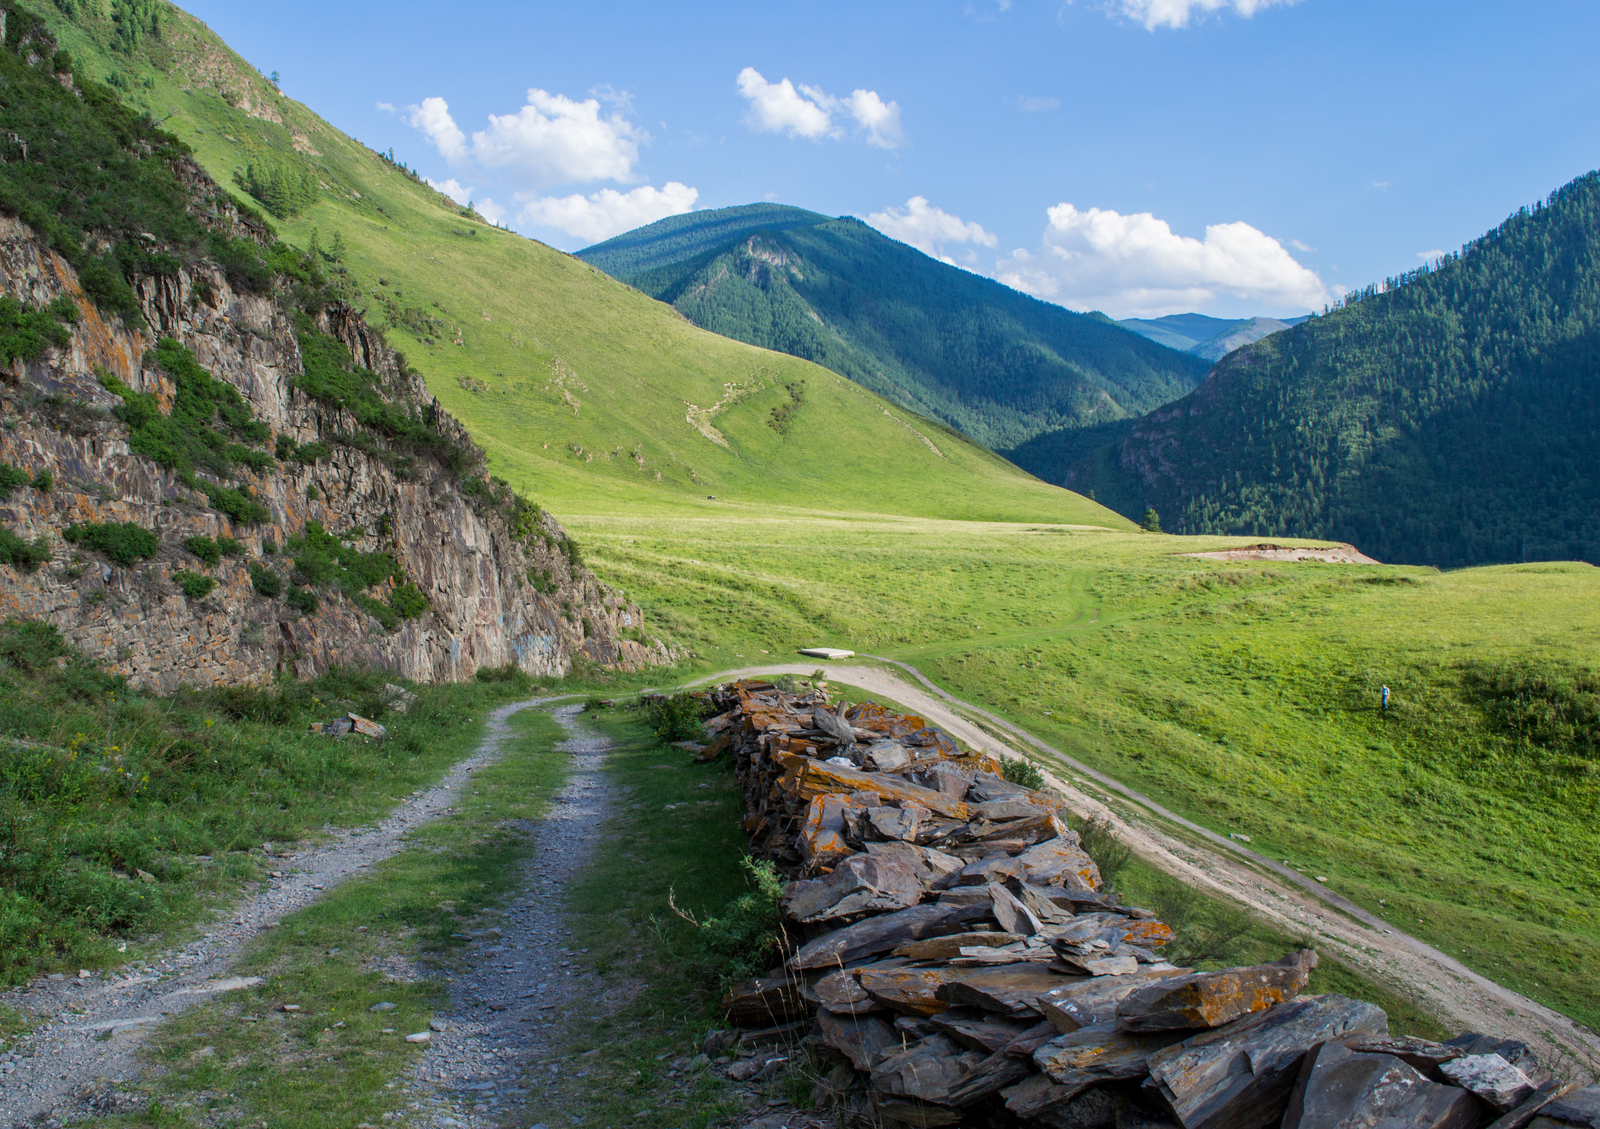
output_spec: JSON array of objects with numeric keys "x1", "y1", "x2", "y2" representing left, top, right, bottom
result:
[{"x1": 686, "y1": 680, "x2": 1598, "y2": 1129}]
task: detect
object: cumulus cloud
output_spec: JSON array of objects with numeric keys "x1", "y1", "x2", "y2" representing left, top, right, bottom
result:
[
  {"x1": 1109, "y1": 0, "x2": 1298, "y2": 30},
  {"x1": 997, "y1": 202, "x2": 1329, "y2": 317},
  {"x1": 1416, "y1": 249, "x2": 1446, "y2": 262},
  {"x1": 471, "y1": 89, "x2": 644, "y2": 185},
  {"x1": 406, "y1": 89, "x2": 645, "y2": 187},
  {"x1": 866, "y1": 197, "x2": 997, "y2": 265},
  {"x1": 518, "y1": 182, "x2": 699, "y2": 244},
  {"x1": 375, "y1": 101, "x2": 396, "y2": 114},
  {"x1": 846, "y1": 89, "x2": 905, "y2": 149},
  {"x1": 736, "y1": 68, "x2": 905, "y2": 148},
  {"x1": 405, "y1": 96, "x2": 468, "y2": 163}
]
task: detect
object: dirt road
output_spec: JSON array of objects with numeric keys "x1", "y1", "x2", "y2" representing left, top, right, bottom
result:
[
  {"x1": 0, "y1": 696, "x2": 571, "y2": 1126},
  {"x1": 683, "y1": 660, "x2": 1600, "y2": 1072}
]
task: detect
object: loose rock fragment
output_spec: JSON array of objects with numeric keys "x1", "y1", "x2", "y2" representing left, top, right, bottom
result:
[
  {"x1": 1115, "y1": 949, "x2": 1317, "y2": 1032},
  {"x1": 1439, "y1": 1053, "x2": 1538, "y2": 1113},
  {"x1": 1281, "y1": 1041, "x2": 1482, "y2": 1129},
  {"x1": 1143, "y1": 993, "x2": 1389, "y2": 1129}
]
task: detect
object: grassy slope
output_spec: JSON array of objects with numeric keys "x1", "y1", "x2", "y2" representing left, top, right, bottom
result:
[{"x1": 36, "y1": 3, "x2": 1119, "y2": 528}]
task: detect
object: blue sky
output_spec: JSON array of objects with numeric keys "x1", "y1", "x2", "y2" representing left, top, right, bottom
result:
[{"x1": 186, "y1": 0, "x2": 1600, "y2": 319}]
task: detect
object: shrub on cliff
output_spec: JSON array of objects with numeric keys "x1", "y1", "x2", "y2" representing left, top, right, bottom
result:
[
  {"x1": 248, "y1": 562, "x2": 283, "y2": 598},
  {"x1": 0, "y1": 529, "x2": 50, "y2": 572},
  {"x1": 171, "y1": 570, "x2": 215, "y2": 600},
  {"x1": 63, "y1": 521, "x2": 157, "y2": 567}
]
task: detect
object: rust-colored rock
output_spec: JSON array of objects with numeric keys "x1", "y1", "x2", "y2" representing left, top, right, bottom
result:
[
  {"x1": 859, "y1": 966, "x2": 969, "y2": 1016},
  {"x1": 1115, "y1": 949, "x2": 1318, "y2": 1032}
]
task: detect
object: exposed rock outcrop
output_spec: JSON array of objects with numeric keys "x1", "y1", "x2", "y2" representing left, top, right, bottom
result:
[{"x1": 0, "y1": 213, "x2": 668, "y2": 691}]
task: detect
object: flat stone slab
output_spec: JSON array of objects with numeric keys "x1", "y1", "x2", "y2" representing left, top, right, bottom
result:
[{"x1": 799, "y1": 648, "x2": 855, "y2": 659}]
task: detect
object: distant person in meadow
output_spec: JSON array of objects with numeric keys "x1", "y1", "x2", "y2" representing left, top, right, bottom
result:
[{"x1": 1381, "y1": 685, "x2": 1390, "y2": 713}]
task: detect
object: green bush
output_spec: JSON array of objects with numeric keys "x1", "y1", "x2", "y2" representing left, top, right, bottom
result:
[
  {"x1": 286, "y1": 586, "x2": 318, "y2": 615},
  {"x1": 63, "y1": 521, "x2": 158, "y2": 567},
  {"x1": 648, "y1": 692, "x2": 707, "y2": 743},
  {"x1": 1001, "y1": 757, "x2": 1046, "y2": 790},
  {"x1": 0, "y1": 529, "x2": 50, "y2": 572},
  {"x1": 248, "y1": 562, "x2": 282, "y2": 598},
  {"x1": 215, "y1": 535, "x2": 246, "y2": 557},
  {"x1": 171, "y1": 570, "x2": 215, "y2": 599},
  {"x1": 474, "y1": 663, "x2": 531, "y2": 691},
  {"x1": 1075, "y1": 814, "x2": 1133, "y2": 891},
  {"x1": 352, "y1": 592, "x2": 397, "y2": 631},
  {"x1": 31, "y1": 468, "x2": 51, "y2": 493},
  {"x1": 0, "y1": 463, "x2": 33, "y2": 500},
  {"x1": 390, "y1": 581, "x2": 429, "y2": 620},
  {"x1": 0, "y1": 294, "x2": 75, "y2": 367},
  {"x1": 183, "y1": 535, "x2": 221, "y2": 566},
  {"x1": 0, "y1": 619, "x2": 68, "y2": 671},
  {"x1": 693, "y1": 857, "x2": 785, "y2": 980}
]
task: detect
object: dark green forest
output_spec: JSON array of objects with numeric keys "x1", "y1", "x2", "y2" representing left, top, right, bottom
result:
[
  {"x1": 578, "y1": 202, "x2": 829, "y2": 278},
  {"x1": 581, "y1": 208, "x2": 1208, "y2": 452},
  {"x1": 1059, "y1": 172, "x2": 1600, "y2": 568}
]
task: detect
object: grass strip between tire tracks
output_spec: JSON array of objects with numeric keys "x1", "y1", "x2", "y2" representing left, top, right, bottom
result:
[{"x1": 98, "y1": 706, "x2": 568, "y2": 1128}]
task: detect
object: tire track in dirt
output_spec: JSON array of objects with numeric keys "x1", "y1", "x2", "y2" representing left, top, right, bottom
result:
[{"x1": 0, "y1": 696, "x2": 563, "y2": 1126}]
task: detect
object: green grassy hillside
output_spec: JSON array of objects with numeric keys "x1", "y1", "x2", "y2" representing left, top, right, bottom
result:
[
  {"x1": 578, "y1": 206, "x2": 1209, "y2": 452},
  {"x1": 565, "y1": 506, "x2": 1600, "y2": 1029},
  {"x1": 1067, "y1": 174, "x2": 1600, "y2": 567},
  {"x1": 30, "y1": 1, "x2": 1120, "y2": 527}
]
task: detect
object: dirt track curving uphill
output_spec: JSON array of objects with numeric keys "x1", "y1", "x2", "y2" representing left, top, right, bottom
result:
[{"x1": 681, "y1": 660, "x2": 1600, "y2": 1077}]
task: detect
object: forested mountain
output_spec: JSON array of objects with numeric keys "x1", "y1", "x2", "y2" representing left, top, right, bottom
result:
[
  {"x1": 1119, "y1": 313, "x2": 1310, "y2": 360},
  {"x1": 1063, "y1": 172, "x2": 1600, "y2": 567},
  {"x1": 578, "y1": 208, "x2": 1209, "y2": 452}
]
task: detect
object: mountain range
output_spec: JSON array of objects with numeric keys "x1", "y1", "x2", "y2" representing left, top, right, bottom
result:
[
  {"x1": 1117, "y1": 312, "x2": 1312, "y2": 361},
  {"x1": 578, "y1": 205, "x2": 1209, "y2": 453}
]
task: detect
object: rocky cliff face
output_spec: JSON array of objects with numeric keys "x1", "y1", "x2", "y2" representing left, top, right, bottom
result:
[{"x1": 0, "y1": 213, "x2": 668, "y2": 691}]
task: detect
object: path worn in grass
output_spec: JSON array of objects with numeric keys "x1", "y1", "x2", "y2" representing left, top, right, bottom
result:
[{"x1": 0, "y1": 697, "x2": 554, "y2": 1126}]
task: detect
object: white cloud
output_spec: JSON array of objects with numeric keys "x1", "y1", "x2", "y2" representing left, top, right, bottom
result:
[
  {"x1": 405, "y1": 96, "x2": 468, "y2": 164},
  {"x1": 736, "y1": 68, "x2": 905, "y2": 148},
  {"x1": 866, "y1": 197, "x2": 997, "y2": 264},
  {"x1": 426, "y1": 177, "x2": 474, "y2": 206},
  {"x1": 1372, "y1": 180, "x2": 1390, "y2": 190},
  {"x1": 406, "y1": 90, "x2": 645, "y2": 186},
  {"x1": 518, "y1": 182, "x2": 698, "y2": 244},
  {"x1": 375, "y1": 101, "x2": 396, "y2": 114},
  {"x1": 472, "y1": 89, "x2": 644, "y2": 185},
  {"x1": 1109, "y1": 0, "x2": 1298, "y2": 30},
  {"x1": 737, "y1": 67, "x2": 836, "y2": 140},
  {"x1": 846, "y1": 89, "x2": 905, "y2": 149},
  {"x1": 1018, "y1": 95, "x2": 1060, "y2": 112},
  {"x1": 997, "y1": 202, "x2": 1329, "y2": 317},
  {"x1": 1416, "y1": 249, "x2": 1446, "y2": 262},
  {"x1": 1289, "y1": 238, "x2": 1316, "y2": 252}
]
